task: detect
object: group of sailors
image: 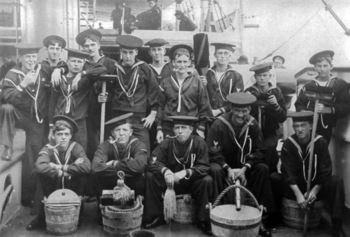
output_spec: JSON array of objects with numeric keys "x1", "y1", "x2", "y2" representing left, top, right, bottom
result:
[{"x1": 0, "y1": 27, "x2": 349, "y2": 237}]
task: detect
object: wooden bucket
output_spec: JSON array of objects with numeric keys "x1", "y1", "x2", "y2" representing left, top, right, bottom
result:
[
  {"x1": 44, "y1": 189, "x2": 81, "y2": 235},
  {"x1": 209, "y1": 185, "x2": 263, "y2": 237},
  {"x1": 101, "y1": 196, "x2": 143, "y2": 237},
  {"x1": 173, "y1": 194, "x2": 195, "y2": 224},
  {"x1": 130, "y1": 230, "x2": 155, "y2": 237},
  {"x1": 282, "y1": 198, "x2": 323, "y2": 230}
]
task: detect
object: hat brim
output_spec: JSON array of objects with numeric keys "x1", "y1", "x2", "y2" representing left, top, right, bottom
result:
[{"x1": 52, "y1": 115, "x2": 79, "y2": 134}]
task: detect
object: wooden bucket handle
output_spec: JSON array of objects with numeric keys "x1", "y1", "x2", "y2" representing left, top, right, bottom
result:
[{"x1": 212, "y1": 184, "x2": 262, "y2": 211}]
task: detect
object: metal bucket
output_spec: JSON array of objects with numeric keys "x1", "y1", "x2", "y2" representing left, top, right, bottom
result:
[
  {"x1": 209, "y1": 185, "x2": 263, "y2": 237},
  {"x1": 282, "y1": 198, "x2": 323, "y2": 230},
  {"x1": 44, "y1": 189, "x2": 81, "y2": 235},
  {"x1": 101, "y1": 195, "x2": 143, "y2": 237},
  {"x1": 173, "y1": 194, "x2": 195, "y2": 224}
]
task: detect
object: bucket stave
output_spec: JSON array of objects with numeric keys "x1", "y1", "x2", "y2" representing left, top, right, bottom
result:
[
  {"x1": 282, "y1": 198, "x2": 323, "y2": 230},
  {"x1": 44, "y1": 189, "x2": 81, "y2": 235},
  {"x1": 101, "y1": 195, "x2": 143, "y2": 236},
  {"x1": 173, "y1": 194, "x2": 195, "y2": 224}
]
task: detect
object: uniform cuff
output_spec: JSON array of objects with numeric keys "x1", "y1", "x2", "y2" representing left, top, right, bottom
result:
[
  {"x1": 161, "y1": 167, "x2": 169, "y2": 175},
  {"x1": 222, "y1": 164, "x2": 229, "y2": 171},
  {"x1": 197, "y1": 125, "x2": 205, "y2": 132},
  {"x1": 185, "y1": 169, "x2": 192, "y2": 178}
]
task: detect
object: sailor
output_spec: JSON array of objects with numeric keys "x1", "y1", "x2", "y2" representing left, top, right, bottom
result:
[
  {"x1": 0, "y1": 44, "x2": 55, "y2": 206},
  {"x1": 156, "y1": 44, "x2": 211, "y2": 143},
  {"x1": 49, "y1": 48, "x2": 107, "y2": 151},
  {"x1": 272, "y1": 55, "x2": 286, "y2": 69},
  {"x1": 27, "y1": 115, "x2": 91, "y2": 230},
  {"x1": 136, "y1": 0, "x2": 161, "y2": 30},
  {"x1": 271, "y1": 111, "x2": 345, "y2": 237},
  {"x1": 73, "y1": 29, "x2": 117, "y2": 159},
  {"x1": 109, "y1": 35, "x2": 161, "y2": 152},
  {"x1": 174, "y1": 10, "x2": 197, "y2": 31},
  {"x1": 92, "y1": 113, "x2": 147, "y2": 201},
  {"x1": 41, "y1": 35, "x2": 67, "y2": 68},
  {"x1": 143, "y1": 116, "x2": 213, "y2": 235},
  {"x1": 295, "y1": 50, "x2": 350, "y2": 144},
  {"x1": 245, "y1": 62, "x2": 287, "y2": 173},
  {"x1": 207, "y1": 92, "x2": 275, "y2": 237},
  {"x1": 145, "y1": 38, "x2": 173, "y2": 150},
  {"x1": 205, "y1": 43, "x2": 244, "y2": 118}
]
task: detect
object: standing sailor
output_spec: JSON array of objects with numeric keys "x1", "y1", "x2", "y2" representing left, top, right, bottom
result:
[
  {"x1": 205, "y1": 43, "x2": 244, "y2": 118},
  {"x1": 245, "y1": 62, "x2": 287, "y2": 173},
  {"x1": 41, "y1": 35, "x2": 67, "y2": 68},
  {"x1": 295, "y1": 50, "x2": 350, "y2": 144}
]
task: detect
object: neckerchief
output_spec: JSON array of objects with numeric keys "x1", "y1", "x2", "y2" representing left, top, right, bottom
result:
[
  {"x1": 171, "y1": 137, "x2": 195, "y2": 169},
  {"x1": 286, "y1": 135, "x2": 322, "y2": 183},
  {"x1": 208, "y1": 66, "x2": 240, "y2": 101},
  {"x1": 217, "y1": 115, "x2": 254, "y2": 164},
  {"x1": 114, "y1": 61, "x2": 144, "y2": 98},
  {"x1": 59, "y1": 75, "x2": 75, "y2": 114}
]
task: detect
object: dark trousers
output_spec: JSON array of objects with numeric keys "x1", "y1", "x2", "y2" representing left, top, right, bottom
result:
[
  {"x1": 144, "y1": 171, "x2": 213, "y2": 222},
  {"x1": 263, "y1": 133, "x2": 279, "y2": 173},
  {"x1": 270, "y1": 173, "x2": 344, "y2": 220},
  {"x1": 0, "y1": 104, "x2": 47, "y2": 204},
  {"x1": 210, "y1": 162, "x2": 276, "y2": 213},
  {"x1": 73, "y1": 119, "x2": 87, "y2": 151}
]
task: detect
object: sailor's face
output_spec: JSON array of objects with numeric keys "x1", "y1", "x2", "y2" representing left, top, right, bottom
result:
[
  {"x1": 47, "y1": 43, "x2": 62, "y2": 61},
  {"x1": 273, "y1": 58, "x2": 284, "y2": 68},
  {"x1": 120, "y1": 48, "x2": 137, "y2": 66},
  {"x1": 231, "y1": 106, "x2": 250, "y2": 125},
  {"x1": 173, "y1": 54, "x2": 190, "y2": 74},
  {"x1": 21, "y1": 53, "x2": 37, "y2": 72},
  {"x1": 112, "y1": 123, "x2": 133, "y2": 145},
  {"x1": 173, "y1": 124, "x2": 193, "y2": 144},
  {"x1": 293, "y1": 121, "x2": 312, "y2": 140},
  {"x1": 54, "y1": 128, "x2": 72, "y2": 150},
  {"x1": 314, "y1": 59, "x2": 332, "y2": 79},
  {"x1": 149, "y1": 47, "x2": 165, "y2": 62},
  {"x1": 67, "y1": 57, "x2": 85, "y2": 74},
  {"x1": 214, "y1": 49, "x2": 231, "y2": 65},
  {"x1": 149, "y1": 1, "x2": 156, "y2": 8},
  {"x1": 255, "y1": 72, "x2": 271, "y2": 87},
  {"x1": 83, "y1": 39, "x2": 100, "y2": 57}
]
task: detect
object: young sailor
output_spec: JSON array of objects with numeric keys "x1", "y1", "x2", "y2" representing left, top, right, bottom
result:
[{"x1": 41, "y1": 35, "x2": 67, "y2": 68}]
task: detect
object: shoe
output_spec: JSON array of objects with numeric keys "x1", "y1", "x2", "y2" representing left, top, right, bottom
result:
[
  {"x1": 143, "y1": 216, "x2": 166, "y2": 229},
  {"x1": 259, "y1": 223, "x2": 272, "y2": 237},
  {"x1": 1, "y1": 147, "x2": 12, "y2": 161},
  {"x1": 26, "y1": 217, "x2": 45, "y2": 230},
  {"x1": 196, "y1": 221, "x2": 213, "y2": 236}
]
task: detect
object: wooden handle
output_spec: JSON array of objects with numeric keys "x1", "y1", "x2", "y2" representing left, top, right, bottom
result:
[{"x1": 100, "y1": 81, "x2": 107, "y2": 144}]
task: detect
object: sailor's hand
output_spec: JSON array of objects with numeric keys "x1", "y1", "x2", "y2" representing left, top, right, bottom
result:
[
  {"x1": 227, "y1": 168, "x2": 235, "y2": 184},
  {"x1": 156, "y1": 130, "x2": 164, "y2": 144},
  {"x1": 63, "y1": 171, "x2": 70, "y2": 177},
  {"x1": 199, "y1": 76, "x2": 207, "y2": 86},
  {"x1": 235, "y1": 167, "x2": 247, "y2": 186},
  {"x1": 267, "y1": 95, "x2": 278, "y2": 106},
  {"x1": 316, "y1": 103, "x2": 332, "y2": 114},
  {"x1": 296, "y1": 194, "x2": 308, "y2": 213},
  {"x1": 20, "y1": 71, "x2": 37, "y2": 88},
  {"x1": 49, "y1": 162, "x2": 62, "y2": 170},
  {"x1": 196, "y1": 129, "x2": 205, "y2": 139},
  {"x1": 51, "y1": 68, "x2": 63, "y2": 87},
  {"x1": 164, "y1": 170, "x2": 174, "y2": 187},
  {"x1": 72, "y1": 73, "x2": 82, "y2": 91},
  {"x1": 74, "y1": 157, "x2": 84, "y2": 164},
  {"x1": 98, "y1": 92, "x2": 108, "y2": 103},
  {"x1": 212, "y1": 109, "x2": 221, "y2": 117},
  {"x1": 174, "y1": 170, "x2": 186, "y2": 183},
  {"x1": 106, "y1": 160, "x2": 115, "y2": 166},
  {"x1": 142, "y1": 111, "x2": 156, "y2": 129}
]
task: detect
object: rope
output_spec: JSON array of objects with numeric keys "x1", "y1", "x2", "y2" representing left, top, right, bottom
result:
[{"x1": 212, "y1": 184, "x2": 261, "y2": 211}]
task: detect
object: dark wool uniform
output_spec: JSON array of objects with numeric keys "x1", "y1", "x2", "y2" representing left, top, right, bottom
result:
[
  {"x1": 245, "y1": 83, "x2": 287, "y2": 172},
  {"x1": 49, "y1": 64, "x2": 107, "y2": 150},
  {"x1": 145, "y1": 134, "x2": 213, "y2": 222},
  {"x1": 0, "y1": 63, "x2": 53, "y2": 204},
  {"x1": 41, "y1": 59, "x2": 67, "y2": 69},
  {"x1": 207, "y1": 112, "x2": 275, "y2": 212},
  {"x1": 148, "y1": 62, "x2": 173, "y2": 150},
  {"x1": 271, "y1": 134, "x2": 344, "y2": 220},
  {"x1": 136, "y1": 5, "x2": 161, "y2": 30},
  {"x1": 35, "y1": 141, "x2": 91, "y2": 196},
  {"x1": 206, "y1": 65, "x2": 244, "y2": 112},
  {"x1": 110, "y1": 59, "x2": 161, "y2": 152},
  {"x1": 92, "y1": 135, "x2": 148, "y2": 197},
  {"x1": 156, "y1": 72, "x2": 211, "y2": 137},
  {"x1": 179, "y1": 16, "x2": 197, "y2": 31},
  {"x1": 295, "y1": 77, "x2": 350, "y2": 144}
]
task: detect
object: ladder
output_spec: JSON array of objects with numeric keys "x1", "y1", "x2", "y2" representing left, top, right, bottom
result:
[{"x1": 79, "y1": 0, "x2": 94, "y2": 30}]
